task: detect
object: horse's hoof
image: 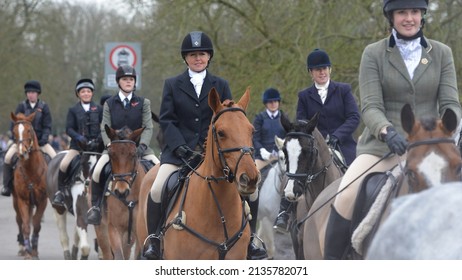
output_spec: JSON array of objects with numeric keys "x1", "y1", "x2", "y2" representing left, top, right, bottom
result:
[
  {"x1": 17, "y1": 249, "x2": 26, "y2": 257},
  {"x1": 64, "y1": 250, "x2": 71, "y2": 260},
  {"x1": 72, "y1": 245, "x2": 78, "y2": 260},
  {"x1": 80, "y1": 255, "x2": 89, "y2": 260}
]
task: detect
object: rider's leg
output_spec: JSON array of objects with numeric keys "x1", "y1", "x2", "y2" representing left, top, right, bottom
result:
[
  {"x1": 273, "y1": 196, "x2": 292, "y2": 233},
  {"x1": 52, "y1": 149, "x2": 78, "y2": 207},
  {"x1": 87, "y1": 154, "x2": 109, "y2": 225},
  {"x1": 247, "y1": 191, "x2": 268, "y2": 260},
  {"x1": 1, "y1": 145, "x2": 16, "y2": 197},
  {"x1": 323, "y1": 154, "x2": 399, "y2": 259},
  {"x1": 143, "y1": 164, "x2": 178, "y2": 260}
]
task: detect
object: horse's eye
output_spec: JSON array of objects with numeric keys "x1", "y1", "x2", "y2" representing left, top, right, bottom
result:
[{"x1": 218, "y1": 131, "x2": 225, "y2": 138}]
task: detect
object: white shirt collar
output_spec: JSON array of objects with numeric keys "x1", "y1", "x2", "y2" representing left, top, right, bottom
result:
[{"x1": 118, "y1": 92, "x2": 132, "y2": 102}]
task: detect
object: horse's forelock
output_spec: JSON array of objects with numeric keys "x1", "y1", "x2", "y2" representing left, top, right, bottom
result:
[
  {"x1": 420, "y1": 116, "x2": 437, "y2": 132},
  {"x1": 222, "y1": 99, "x2": 235, "y2": 107}
]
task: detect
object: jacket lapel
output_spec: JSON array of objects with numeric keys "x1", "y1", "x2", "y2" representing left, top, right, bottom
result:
[
  {"x1": 178, "y1": 70, "x2": 198, "y2": 100},
  {"x1": 412, "y1": 38, "x2": 433, "y2": 84}
]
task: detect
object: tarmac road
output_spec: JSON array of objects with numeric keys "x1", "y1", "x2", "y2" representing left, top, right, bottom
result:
[{"x1": 0, "y1": 187, "x2": 295, "y2": 261}]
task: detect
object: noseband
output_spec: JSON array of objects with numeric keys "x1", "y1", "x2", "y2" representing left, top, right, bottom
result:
[{"x1": 211, "y1": 107, "x2": 254, "y2": 183}]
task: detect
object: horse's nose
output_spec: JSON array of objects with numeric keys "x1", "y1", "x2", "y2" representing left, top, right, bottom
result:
[
  {"x1": 239, "y1": 173, "x2": 250, "y2": 187},
  {"x1": 114, "y1": 188, "x2": 129, "y2": 199}
]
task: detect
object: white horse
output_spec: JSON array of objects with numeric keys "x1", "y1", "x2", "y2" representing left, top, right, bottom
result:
[
  {"x1": 367, "y1": 181, "x2": 462, "y2": 260},
  {"x1": 46, "y1": 150, "x2": 99, "y2": 259},
  {"x1": 256, "y1": 136, "x2": 286, "y2": 259}
]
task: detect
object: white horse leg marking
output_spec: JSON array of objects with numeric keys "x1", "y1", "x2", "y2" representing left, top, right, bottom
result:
[
  {"x1": 53, "y1": 210, "x2": 70, "y2": 255},
  {"x1": 417, "y1": 151, "x2": 447, "y2": 187},
  {"x1": 284, "y1": 138, "x2": 302, "y2": 200}
]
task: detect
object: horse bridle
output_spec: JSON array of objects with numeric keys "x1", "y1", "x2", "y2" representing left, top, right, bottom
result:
[
  {"x1": 108, "y1": 140, "x2": 139, "y2": 187},
  {"x1": 284, "y1": 131, "x2": 333, "y2": 194},
  {"x1": 210, "y1": 107, "x2": 254, "y2": 183}
]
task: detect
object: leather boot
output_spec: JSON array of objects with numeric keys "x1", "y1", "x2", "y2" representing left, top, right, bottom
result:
[
  {"x1": 87, "y1": 180, "x2": 103, "y2": 225},
  {"x1": 52, "y1": 170, "x2": 67, "y2": 207},
  {"x1": 247, "y1": 197, "x2": 268, "y2": 260},
  {"x1": 324, "y1": 206, "x2": 351, "y2": 260},
  {"x1": 1, "y1": 163, "x2": 13, "y2": 197},
  {"x1": 143, "y1": 195, "x2": 163, "y2": 260},
  {"x1": 273, "y1": 197, "x2": 292, "y2": 233}
]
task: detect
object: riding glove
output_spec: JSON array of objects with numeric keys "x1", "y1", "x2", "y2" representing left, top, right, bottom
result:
[
  {"x1": 87, "y1": 140, "x2": 99, "y2": 152},
  {"x1": 76, "y1": 135, "x2": 87, "y2": 145},
  {"x1": 382, "y1": 126, "x2": 408, "y2": 156},
  {"x1": 327, "y1": 136, "x2": 339, "y2": 148},
  {"x1": 259, "y1": 148, "x2": 272, "y2": 161},
  {"x1": 174, "y1": 145, "x2": 193, "y2": 159},
  {"x1": 137, "y1": 143, "x2": 148, "y2": 157}
]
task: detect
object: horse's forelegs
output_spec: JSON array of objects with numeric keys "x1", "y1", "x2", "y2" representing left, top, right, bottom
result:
[{"x1": 30, "y1": 198, "x2": 47, "y2": 259}]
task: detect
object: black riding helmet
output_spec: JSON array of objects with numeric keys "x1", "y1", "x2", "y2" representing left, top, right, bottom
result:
[
  {"x1": 115, "y1": 65, "x2": 137, "y2": 92},
  {"x1": 116, "y1": 65, "x2": 137, "y2": 83},
  {"x1": 383, "y1": 0, "x2": 428, "y2": 28},
  {"x1": 24, "y1": 80, "x2": 42, "y2": 94},
  {"x1": 75, "y1": 78, "x2": 95, "y2": 97},
  {"x1": 181, "y1": 31, "x2": 214, "y2": 62},
  {"x1": 306, "y1": 49, "x2": 331, "y2": 70}
]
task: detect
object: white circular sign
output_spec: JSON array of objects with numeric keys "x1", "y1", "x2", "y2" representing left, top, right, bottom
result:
[{"x1": 109, "y1": 44, "x2": 137, "y2": 70}]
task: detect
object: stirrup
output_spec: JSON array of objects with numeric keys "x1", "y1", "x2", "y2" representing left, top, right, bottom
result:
[
  {"x1": 52, "y1": 191, "x2": 65, "y2": 207},
  {"x1": 143, "y1": 234, "x2": 162, "y2": 260},
  {"x1": 87, "y1": 206, "x2": 101, "y2": 225}
]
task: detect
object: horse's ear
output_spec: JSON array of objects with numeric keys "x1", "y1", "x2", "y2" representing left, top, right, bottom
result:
[
  {"x1": 275, "y1": 135, "x2": 284, "y2": 150},
  {"x1": 10, "y1": 112, "x2": 16, "y2": 122},
  {"x1": 280, "y1": 112, "x2": 292, "y2": 133},
  {"x1": 401, "y1": 104, "x2": 415, "y2": 134},
  {"x1": 132, "y1": 127, "x2": 145, "y2": 143},
  {"x1": 208, "y1": 87, "x2": 222, "y2": 114},
  {"x1": 26, "y1": 111, "x2": 36, "y2": 123},
  {"x1": 305, "y1": 112, "x2": 320, "y2": 133},
  {"x1": 237, "y1": 87, "x2": 251, "y2": 111},
  {"x1": 105, "y1": 124, "x2": 117, "y2": 140},
  {"x1": 441, "y1": 108, "x2": 458, "y2": 134}
]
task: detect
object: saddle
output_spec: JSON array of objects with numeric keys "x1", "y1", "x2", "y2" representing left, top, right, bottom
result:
[
  {"x1": 350, "y1": 165, "x2": 403, "y2": 256},
  {"x1": 158, "y1": 155, "x2": 204, "y2": 232},
  {"x1": 351, "y1": 172, "x2": 390, "y2": 230}
]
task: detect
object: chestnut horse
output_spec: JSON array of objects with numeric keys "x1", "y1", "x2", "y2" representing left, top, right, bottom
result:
[
  {"x1": 137, "y1": 87, "x2": 260, "y2": 260},
  {"x1": 93, "y1": 125, "x2": 146, "y2": 259},
  {"x1": 45, "y1": 145, "x2": 100, "y2": 259},
  {"x1": 302, "y1": 104, "x2": 462, "y2": 259},
  {"x1": 279, "y1": 112, "x2": 344, "y2": 259},
  {"x1": 10, "y1": 112, "x2": 48, "y2": 259}
]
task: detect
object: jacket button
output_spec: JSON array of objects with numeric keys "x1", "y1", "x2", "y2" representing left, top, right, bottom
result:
[{"x1": 195, "y1": 118, "x2": 199, "y2": 122}]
